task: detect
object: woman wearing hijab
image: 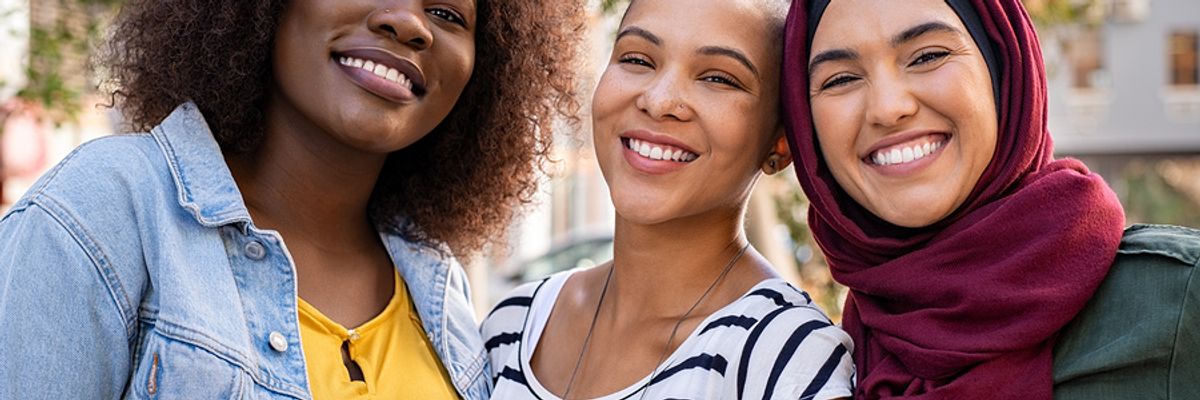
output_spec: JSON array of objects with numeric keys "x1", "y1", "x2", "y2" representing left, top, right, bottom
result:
[{"x1": 781, "y1": 0, "x2": 1200, "y2": 399}]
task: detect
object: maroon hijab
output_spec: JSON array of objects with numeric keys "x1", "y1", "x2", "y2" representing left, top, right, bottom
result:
[{"x1": 781, "y1": 1, "x2": 1126, "y2": 398}]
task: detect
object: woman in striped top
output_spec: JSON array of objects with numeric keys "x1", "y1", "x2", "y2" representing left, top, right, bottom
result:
[{"x1": 481, "y1": 0, "x2": 853, "y2": 398}]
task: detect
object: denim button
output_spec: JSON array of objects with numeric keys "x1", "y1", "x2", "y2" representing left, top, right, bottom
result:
[
  {"x1": 244, "y1": 241, "x2": 266, "y2": 260},
  {"x1": 268, "y1": 331, "x2": 288, "y2": 352}
]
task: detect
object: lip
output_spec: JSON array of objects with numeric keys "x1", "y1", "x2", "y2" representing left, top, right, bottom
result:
[
  {"x1": 332, "y1": 48, "x2": 428, "y2": 103},
  {"x1": 618, "y1": 129, "x2": 699, "y2": 175}
]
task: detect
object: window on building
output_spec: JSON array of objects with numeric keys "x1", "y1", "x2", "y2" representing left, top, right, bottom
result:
[
  {"x1": 1170, "y1": 30, "x2": 1199, "y2": 86},
  {"x1": 1067, "y1": 29, "x2": 1105, "y2": 89}
]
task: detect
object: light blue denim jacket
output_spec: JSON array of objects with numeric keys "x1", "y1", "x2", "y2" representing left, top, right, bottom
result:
[{"x1": 0, "y1": 103, "x2": 490, "y2": 399}]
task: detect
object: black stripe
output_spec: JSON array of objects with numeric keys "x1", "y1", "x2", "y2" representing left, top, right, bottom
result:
[
  {"x1": 799, "y1": 344, "x2": 848, "y2": 400},
  {"x1": 648, "y1": 353, "x2": 728, "y2": 385},
  {"x1": 484, "y1": 332, "x2": 521, "y2": 352},
  {"x1": 761, "y1": 320, "x2": 831, "y2": 400},
  {"x1": 748, "y1": 288, "x2": 799, "y2": 308},
  {"x1": 699, "y1": 315, "x2": 758, "y2": 335},
  {"x1": 736, "y1": 306, "x2": 794, "y2": 399},
  {"x1": 497, "y1": 366, "x2": 527, "y2": 386},
  {"x1": 487, "y1": 296, "x2": 533, "y2": 317}
]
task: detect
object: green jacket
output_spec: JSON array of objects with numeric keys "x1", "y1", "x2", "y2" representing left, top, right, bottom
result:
[{"x1": 1055, "y1": 224, "x2": 1200, "y2": 399}]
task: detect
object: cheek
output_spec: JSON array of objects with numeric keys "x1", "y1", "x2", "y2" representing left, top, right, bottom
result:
[
  {"x1": 442, "y1": 42, "x2": 476, "y2": 96},
  {"x1": 811, "y1": 100, "x2": 860, "y2": 168},
  {"x1": 590, "y1": 69, "x2": 635, "y2": 134}
]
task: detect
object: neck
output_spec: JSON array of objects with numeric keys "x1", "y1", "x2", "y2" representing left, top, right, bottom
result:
[
  {"x1": 226, "y1": 98, "x2": 388, "y2": 251},
  {"x1": 607, "y1": 206, "x2": 750, "y2": 319}
]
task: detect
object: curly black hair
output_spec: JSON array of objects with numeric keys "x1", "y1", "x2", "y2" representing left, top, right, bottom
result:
[{"x1": 101, "y1": 0, "x2": 585, "y2": 255}]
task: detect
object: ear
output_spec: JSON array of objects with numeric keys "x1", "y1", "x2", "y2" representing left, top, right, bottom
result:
[{"x1": 761, "y1": 129, "x2": 793, "y2": 175}]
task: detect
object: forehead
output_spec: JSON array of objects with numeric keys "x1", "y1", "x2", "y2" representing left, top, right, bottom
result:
[
  {"x1": 811, "y1": 0, "x2": 964, "y2": 52},
  {"x1": 621, "y1": 0, "x2": 777, "y2": 59}
]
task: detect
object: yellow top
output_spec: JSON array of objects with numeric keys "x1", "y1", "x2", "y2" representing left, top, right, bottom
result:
[{"x1": 298, "y1": 272, "x2": 459, "y2": 400}]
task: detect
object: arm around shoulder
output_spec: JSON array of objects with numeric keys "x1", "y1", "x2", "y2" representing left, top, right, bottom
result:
[{"x1": 0, "y1": 201, "x2": 137, "y2": 399}]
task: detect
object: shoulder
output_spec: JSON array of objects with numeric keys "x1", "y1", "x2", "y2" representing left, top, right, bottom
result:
[
  {"x1": 1054, "y1": 224, "x2": 1200, "y2": 396},
  {"x1": 723, "y1": 280, "x2": 850, "y2": 353},
  {"x1": 709, "y1": 280, "x2": 853, "y2": 400},
  {"x1": 10, "y1": 133, "x2": 171, "y2": 219},
  {"x1": 480, "y1": 278, "x2": 551, "y2": 339},
  {"x1": 1116, "y1": 224, "x2": 1200, "y2": 267}
]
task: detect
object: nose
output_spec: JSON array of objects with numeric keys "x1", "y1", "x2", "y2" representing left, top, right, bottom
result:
[
  {"x1": 864, "y1": 73, "x2": 918, "y2": 128},
  {"x1": 368, "y1": 5, "x2": 434, "y2": 50},
  {"x1": 635, "y1": 72, "x2": 694, "y2": 122}
]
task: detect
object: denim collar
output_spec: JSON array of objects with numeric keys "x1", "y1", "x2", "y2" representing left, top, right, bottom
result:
[{"x1": 150, "y1": 102, "x2": 254, "y2": 229}]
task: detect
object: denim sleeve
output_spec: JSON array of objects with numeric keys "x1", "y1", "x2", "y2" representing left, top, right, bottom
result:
[{"x1": 0, "y1": 201, "x2": 133, "y2": 399}]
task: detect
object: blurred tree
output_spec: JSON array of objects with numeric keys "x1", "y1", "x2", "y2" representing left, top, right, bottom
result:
[{"x1": 1, "y1": 0, "x2": 121, "y2": 203}]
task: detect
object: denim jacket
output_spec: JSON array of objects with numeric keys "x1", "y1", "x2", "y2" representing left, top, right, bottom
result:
[{"x1": 0, "y1": 103, "x2": 490, "y2": 399}]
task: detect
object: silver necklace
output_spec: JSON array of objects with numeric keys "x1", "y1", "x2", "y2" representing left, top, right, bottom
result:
[{"x1": 560, "y1": 241, "x2": 751, "y2": 400}]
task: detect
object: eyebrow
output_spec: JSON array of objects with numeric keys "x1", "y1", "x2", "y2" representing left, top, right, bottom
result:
[
  {"x1": 616, "y1": 26, "x2": 759, "y2": 79},
  {"x1": 890, "y1": 21, "x2": 962, "y2": 47},
  {"x1": 616, "y1": 26, "x2": 661, "y2": 46},
  {"x1": 699, "y1": 46, "x2": 760, "y2": 78},
  {"x1": 808, "y1": 48, "x2": 858, "y2": 72},
  {"x1": 808, "y1": 21, "x2": 963, "y2": 72}
]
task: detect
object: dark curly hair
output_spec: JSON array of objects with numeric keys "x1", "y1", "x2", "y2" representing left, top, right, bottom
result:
[{"x1": 101, "y1": 0, "x2": 585, "y2": 255}]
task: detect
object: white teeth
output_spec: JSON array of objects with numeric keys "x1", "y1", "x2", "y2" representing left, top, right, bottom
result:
[
  {"x1": 872, "y1": 140, "x2": 944, "y2": 166},
  {"x1": 626, "y1": 138, "x2": 698, "y2": 162},
  {"x1": 338, "y1": 56, "x2": 415, "y2": 90}
]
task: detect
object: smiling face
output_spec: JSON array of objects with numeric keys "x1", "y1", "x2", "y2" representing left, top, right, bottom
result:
[
  {"x1": 592, "y1": 0, "x2": 787, "y2": 226},
  {"x1": 808, "y1": 0, "x2": 998, "y2": 228},
  {"x1": 270, "y1": 0, "x2": 475, "y2": 154}
]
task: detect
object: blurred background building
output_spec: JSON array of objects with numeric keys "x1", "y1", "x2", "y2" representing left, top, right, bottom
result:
[{"x1": 1, "y1": 0, "x2": 1197, "y2": 320}]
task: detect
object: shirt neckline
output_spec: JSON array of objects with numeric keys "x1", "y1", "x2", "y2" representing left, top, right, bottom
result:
[
  {"x1": 517, "y1": 269, "x2": 788, "y2": 400},
  {"x1": 296, "y1": 270, "x2": 407, "y2": 340}
]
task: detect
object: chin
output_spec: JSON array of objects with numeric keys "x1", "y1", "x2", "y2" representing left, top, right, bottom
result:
[
  {"x1": 872, "y1": 202, "x2": 952, "y2": 228},
  {"x1": 611, "y1": 195, "x2": 677, "y2": 226}
]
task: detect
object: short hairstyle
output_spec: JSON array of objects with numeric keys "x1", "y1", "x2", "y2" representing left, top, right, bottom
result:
[{"x1": 102, "y1": 0, "x2": 586, "y2": 255}]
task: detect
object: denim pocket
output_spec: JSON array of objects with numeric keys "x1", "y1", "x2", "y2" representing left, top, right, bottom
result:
[{"x1": 124, "y1": 330, "x2": 250, "y2": 399}]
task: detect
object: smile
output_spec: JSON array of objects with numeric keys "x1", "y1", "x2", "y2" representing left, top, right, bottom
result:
[
  {"x1": 623, "y1": 137, "x2": 698, "y2": 162},
  {"x1": 331, "y1": 49, "x2": 428, "y2": 103},
  {"x1": 866, "y1": 134, "x2": 948, "y2": 167},
  {"x1": 339, "y1": 56, "x2": 414, "y2": 91}
]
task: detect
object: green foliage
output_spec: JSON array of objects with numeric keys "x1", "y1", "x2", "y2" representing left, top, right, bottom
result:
[
  {"x1": 8, "y1": 0, "x2": 121, "y2": 122},
  {"x1": 599, "y1": 0, "x2": 628, "y2": 15}
]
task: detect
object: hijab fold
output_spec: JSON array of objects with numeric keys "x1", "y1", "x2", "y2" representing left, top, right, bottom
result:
[{"x1": 781, "y1": 1, "x2": 1126, "y2": 398}]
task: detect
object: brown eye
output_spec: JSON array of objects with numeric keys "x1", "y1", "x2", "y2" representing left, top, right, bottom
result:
[
  {"x1": 427, "y1": 8, "x2": 466, "y2": 27},
  {"x1": 910, "y1": 50, "x2": 950, "y2": 67},
  {"x1": 618, "y1": 55, "x2": 653, "y2": 68},
  {"x1": 821, "y1": 74, "x2": 859, "y2": 90}
]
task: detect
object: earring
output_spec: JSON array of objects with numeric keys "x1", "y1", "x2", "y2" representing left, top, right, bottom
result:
[{"x1": 762, "y1": 155, "x2": 782, "y2": 175}]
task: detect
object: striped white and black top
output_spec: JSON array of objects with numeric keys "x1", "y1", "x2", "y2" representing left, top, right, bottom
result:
[{"x1": 481, "y1": 270, "x2": 854, "y2": 400}]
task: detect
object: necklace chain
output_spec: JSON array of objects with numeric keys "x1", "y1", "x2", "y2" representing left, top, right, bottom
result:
[{"x1": 560, "y1": 241, "x2": 751, "y2": 400}]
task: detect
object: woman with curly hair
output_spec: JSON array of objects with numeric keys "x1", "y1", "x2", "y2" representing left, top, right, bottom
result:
[{"x1": 0, "y1": 0, "x2": 583, "y2": 398}]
